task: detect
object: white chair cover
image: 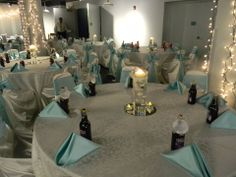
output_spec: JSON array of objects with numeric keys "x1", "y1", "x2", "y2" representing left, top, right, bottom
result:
[
  {"x1": 2, "y1": 89, "x2": 41, "y2": 157},
  {"x1": 0, "y1": 123, "x2": 14, "y2": 157},
  {"x1": 0, "y1": 157, "x2": 34, "y2": 177}
]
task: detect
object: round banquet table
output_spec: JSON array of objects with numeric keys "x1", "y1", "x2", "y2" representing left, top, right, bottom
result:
[{"x1": 32, "y1": 83, "x2": 236, "y2": 177}]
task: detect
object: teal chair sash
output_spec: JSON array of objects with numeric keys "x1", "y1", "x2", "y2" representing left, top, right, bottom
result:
[
  {"x1": 83, "y1": 43, "x2": 94, "y2": 66},
  {"x1": 105, "y1": 41, "x2": 116, "y2": 75},
  {"x1": 146, "y1": 52, "x2": 159, "y2": 83},
  {"x1": 90, "y1": 64, "x2": 102, "y2": 85},
  {"x1": 116, "y1": 50, "x2": 128, "y2": 81}
]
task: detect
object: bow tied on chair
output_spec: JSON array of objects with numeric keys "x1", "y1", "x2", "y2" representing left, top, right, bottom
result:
[
  {"x1": 146, "y1": 52, "x2": 159, "y2": 83},
  {"x1": 89, "y1": 64, "x2": 102, "y2": 85},
  {"x1": 105, "y1": 41, "x2": 116, "y2": 75},
  {"x1": 116, "y1": 50, "x2": 128, "y2": 81},
  {"x1": 83, "y1": 43, "x2": 94, "y2": 66},
  {"x1": 175, "y1": 50, "x2": 188, "y2": 81}
]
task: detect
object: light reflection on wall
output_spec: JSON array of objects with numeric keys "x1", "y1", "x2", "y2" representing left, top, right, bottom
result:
[{"x1": 117, "y1": 7, "x2": 147, "y2": 46}]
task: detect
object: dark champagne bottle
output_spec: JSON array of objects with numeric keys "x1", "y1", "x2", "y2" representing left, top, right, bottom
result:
[
  {"x1": 88, "y1": 81, "x2": 96, "y2": 96},
  {"x1": 187, "y1": 84, "x2": 197, "y2": 104},
  {"x1": 128, "y1": 77, "x2": 133, "y2": 88},
  {"x1": 171, "y1": 114, "x2": 189, "y2": 150},
  {"x1": 206, "y1": 96, "x2": 219, "y2": 124},
  {"x1": 80, "y1": 108, "x2": 92, "y2": 140}
]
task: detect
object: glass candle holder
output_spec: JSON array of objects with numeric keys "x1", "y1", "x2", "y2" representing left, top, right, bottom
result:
[{"x1": 131, "y1": 68, "x2": 148, "y2": 116}]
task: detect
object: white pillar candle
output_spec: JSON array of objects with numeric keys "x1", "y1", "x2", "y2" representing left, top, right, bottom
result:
[
  {"x1": 93, "y1": 34, "x2": 97, "y2": 41},
  {"x1": 134, "y1": 68, "x2": 146, "y2": 78},
  {"x1": 149, "y1": 37, "x2": 154, "y2": 45}
]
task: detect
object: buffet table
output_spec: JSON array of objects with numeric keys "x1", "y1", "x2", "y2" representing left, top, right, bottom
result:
[{"x1": 32, "y1": 83, "x2": 236, "y2": 177}]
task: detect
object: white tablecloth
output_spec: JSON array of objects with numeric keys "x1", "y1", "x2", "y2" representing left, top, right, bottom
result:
[
  {"x1": 0, "y1": 56, "x2": 64, "y2": 93},
  {"x1": 32, "y1": 83, "x2": 236, "y2": 177}
]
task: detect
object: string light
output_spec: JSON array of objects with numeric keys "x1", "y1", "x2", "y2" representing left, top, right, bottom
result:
[
  {"x1": 202, "y1": 0, "x2": 219, "y2": 73},
  {"x1": 0, "y1": 9, "x2": 19, "y2": 18},
  {"x1": 28, "y1": 0, "x2": 46, "y2": 51},
  {"x1": 18, "y1": 0, "x2": 30, "y2": 49},
  {"x1": 221, "y1": 0, "x2": 236, "y2": 100},
  {"x1": 18, "y1": 0, "x2": 46, "y2": 52}
]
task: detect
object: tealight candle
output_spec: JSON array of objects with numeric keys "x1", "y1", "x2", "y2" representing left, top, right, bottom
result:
[{"x1": 134, "y1": 68, "x2": 146, "y2": 78}]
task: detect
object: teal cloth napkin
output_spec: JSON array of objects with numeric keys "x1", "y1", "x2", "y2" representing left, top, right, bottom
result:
[
  {"x1": 197, "y1": 92, "x2": 227, "y2": 108},
  {"x1": 166, "y1": 81, "x2": 186, "y2": 95},
  {"x1": 10, "y1": 63, "x2": 27, "y2": 72},
  {"x1": 55, "y1": 132, "x2": 100, "y2": 166},
  {"x1": 74, "y1": 84, "x2": 89, "y2": 98},
  {"x1": 162, "y1": 144, "x2": 213, "y2": 177},
  {"x1": 39, "y1": 101, "x2": 68, "y2": 119},
  {"x1": 0, "y1": 79, "x2": 14, "y2": 91},
  {"x1": 68, "y1": 53, "x2": 78, "y2": 60},
  {"x1": 64, "y1": 58, "x2": 78, "y2": 66},
  {"x1": 49, "y1": 62, "x2": 62, "y2": 71},
  {"x1": 19, "y1": 51, "x2": 27, "y2": 60},
  {"x1": 210, "y1": 109, "x2": 236, "y2": 130}
]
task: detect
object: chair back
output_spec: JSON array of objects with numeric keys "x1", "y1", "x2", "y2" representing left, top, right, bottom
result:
[
  {"x1": 7, "y1": 49, "x2": 19, "y2": 60},
  {"x1": 53, "y1": 72, "x2": 75, "y2": 95}
]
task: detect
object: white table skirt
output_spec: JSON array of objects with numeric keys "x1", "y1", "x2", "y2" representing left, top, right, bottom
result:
[{"x1": 32, "y1": 83, "x2": 236, "y2": 177}]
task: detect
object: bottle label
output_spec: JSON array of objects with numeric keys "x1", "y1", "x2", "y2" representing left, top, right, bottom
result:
[
  {"x1": 171, "y1": 132, "x2": 185, "y2": 150},
  {"x1": 80, "y1": 130, "x2": 86, "y2": 135}
]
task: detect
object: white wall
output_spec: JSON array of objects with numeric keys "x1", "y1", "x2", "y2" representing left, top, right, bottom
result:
[
  {"x1": 43, "y1": 7, "x2": 54, "y2": 39},
  {"x1": 163, "y1": 0, "x2": 212, "y2": 54},
  {"x1": 101, "y1": 0, "x2": 164, "y2": 47},
  {"x1": 209, "y1": 0, "x2": 236, "y2": 106}
]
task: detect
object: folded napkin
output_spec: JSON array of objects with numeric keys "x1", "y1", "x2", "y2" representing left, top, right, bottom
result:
[
  {"x1": 68, "y1": 53, "x2": 77, "y2": 60},
  {"x1": 19, "y1": 51, "x2": 27, "y2": 60},
  {"x1": 49, "y1": 62, "x2": 62, "y2": 70},
  {"x1": 64, "y1": 57, "x2": 78, "y2": 66},
  {"x1": 10, "y1": 63, "x2": 27, "y2": 73},
  {"x1": 210, "y1": 109, "x2": 236, "y2": 130},
  {"x1": 74, "y1": 84, "x2": 89, "y2": 98},
  {"x1": 39, "y1": 101, "x2": 68, "y2": 119},
  {"x1": 0, "y1": 80, "x2": 14, "y2": 91},
  {"x1": 55, "y1": 132, "x2": 100, "y2": 166},
  {"x1": 162, "y1": 144, "x2": 212, "y2": 177},
  {"x1": 197, "y1": 92, "x2": 227, "y2": 108},
  {"x1": 166, "y1": 80, "x2": 186, "y2": 95}
]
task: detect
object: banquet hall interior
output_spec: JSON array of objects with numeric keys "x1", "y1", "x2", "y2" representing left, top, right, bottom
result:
[{"x1": 0, "y1": 0, "x2": 236, "y2": 176}]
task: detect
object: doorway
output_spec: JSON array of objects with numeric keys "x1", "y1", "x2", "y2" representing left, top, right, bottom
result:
[
  {"x1": 163, "y1": 0, "x2": 212, "y2": 56},
  {"x1": 77, "y1": 8, "x2": 89, "y2": 39}
]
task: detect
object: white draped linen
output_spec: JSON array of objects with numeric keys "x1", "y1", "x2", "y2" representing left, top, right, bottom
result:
[{"x1": 32, "y1": 83, "x2": 236, "y2": 177}]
